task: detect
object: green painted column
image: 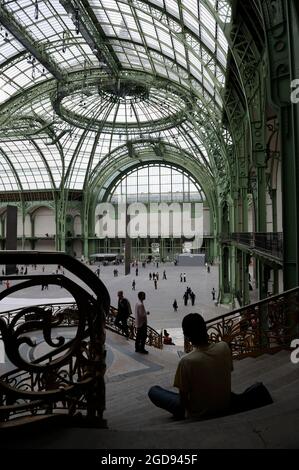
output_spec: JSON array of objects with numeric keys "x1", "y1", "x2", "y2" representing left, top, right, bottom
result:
[
  {"x1": 280, "y1": 105, "x2": 299, "y2": 288},
  {"x1": 262, "y1": 0, "x2": 299, "y2": 290},
  {"x1": 241, "y1": 188, "x2": 249, "y2": 232},
  {"x1": 257, "y1": 166, "x2": 268, "y2": 300},
  {"x1": 242, "y1": 252, "x2": 250, "y2": 305},
  {"x1": 273, "y1": 268, "x2": 279, "y2": 294},
  {"x1": 220, "y1": 245, "x2": 231, "y2": 304},
  {"x1": 271, "y1": 189, "x2": 278, "y2": 233},
  {"x1": 125, "y1": 210, "x2": 131, "y2": 275}
]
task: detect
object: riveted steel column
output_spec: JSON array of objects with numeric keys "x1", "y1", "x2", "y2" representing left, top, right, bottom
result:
[{"x1": 262, "y1": 0, "x2": 299, "y2": 289}]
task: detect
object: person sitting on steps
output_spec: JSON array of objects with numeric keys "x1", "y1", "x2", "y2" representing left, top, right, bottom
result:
[
  {"x1": 148, "y1": 313, "x2": 233, "y2": 420},
  {"x1": 148, "y1": 313, "x2": 273, "y2": 420},
  {"x1": 163, "y1": 330, "x2": 175, "y2": 345}
]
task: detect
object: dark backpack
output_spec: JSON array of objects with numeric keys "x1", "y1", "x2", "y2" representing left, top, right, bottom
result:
[{"x1": 231, "y1": 382, "x2": 273, "y2": 414}]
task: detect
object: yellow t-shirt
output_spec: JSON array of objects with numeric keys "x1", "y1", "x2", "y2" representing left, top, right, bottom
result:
[{"x1": 173, "y1": 342, "x2": 233, "y2": 419}]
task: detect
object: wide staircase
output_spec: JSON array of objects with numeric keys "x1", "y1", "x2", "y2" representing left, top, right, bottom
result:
[
  {"x1": 103, "y1": 339, "x2": 299, "y2": 449},
  {"x1": 1, "y1": 333, "x2": 298, "y2": 449},
  {"x1": 0, "y1": 252, "x2": 298, "y2": 448}
]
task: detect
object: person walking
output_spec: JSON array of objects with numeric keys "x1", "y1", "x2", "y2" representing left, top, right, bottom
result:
[
  {"x1": 132, "y1": 280, "x2": 136, "y2": 291},
  {"x1": 183, "y1": 273, "x2": 186, "y2": 283},
  {"x1": 154, "y1": 279, "x2": 158, "y2": 290},
  {"x1": 115, "y1": 290, "x2": 131, "y2": 338},
  {"x1": 190, "y1": 291, "x2": 196, "y2": 306},
  {"x1": 173, "y1": 299, "x2": 178, "y2": 312},
  {"x1": 163, "y1": 270, "x2": 167, "y2": 280},
  {"x1": 180, "y1": 273, "x2": 183, "y2": 283},
  {"x1": 135, "y1": 291, "x2": 149, "y2": 354},
  {"x1": 211, "y1": 288, "x2": 216, "y2": 301}
]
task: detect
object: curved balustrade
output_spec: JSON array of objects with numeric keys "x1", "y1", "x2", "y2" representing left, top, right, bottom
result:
[
  {"x1": 0, "y1": 251, "x2": 110, "y2": 429},
  {"x1": 106, "y1": 306, "x2": 163, "y2": 350},
  {"x1": 0, "y1": 300, "x2": 162, "y2": 429},
  {"x1": 185, "y1": 287, "x2": 299, "y2": 359}
]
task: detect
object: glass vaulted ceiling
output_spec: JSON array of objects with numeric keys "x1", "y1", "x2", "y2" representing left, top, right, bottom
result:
[{"x1": 0, "y1": 0, "x2": 231, "y2": 192}]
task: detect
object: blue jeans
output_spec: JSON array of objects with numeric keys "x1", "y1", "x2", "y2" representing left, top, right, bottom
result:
[
  {"x1": 149, "y1": 385, "x2": 273, "y2": 420},
  {"x1": 148, "y1": 385, "x2": 185, "y2": 419}
]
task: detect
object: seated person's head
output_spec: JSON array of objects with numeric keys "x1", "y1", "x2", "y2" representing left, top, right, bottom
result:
[{"x1": 182, "y1": 313, "x2": 208, "y2": 347}]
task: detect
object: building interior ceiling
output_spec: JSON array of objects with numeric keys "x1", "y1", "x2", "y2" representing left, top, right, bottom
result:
[{"x1": 0, "y1": 0, "x2": 232, "y2": 195}]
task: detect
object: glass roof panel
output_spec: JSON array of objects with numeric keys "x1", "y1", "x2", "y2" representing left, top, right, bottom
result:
[
  {"x1": 0, "y1": 140, "x2": 53, "y2": 190},
  {"x1": 0, "y1": 56, "x2": 51, "y2": 105},
  {"x1": 0, "y1": 31, "x2": 24, "y2": 65},
  {"x1": 0, "y1": 151, "x2": 20, "y2": 191},
  {"x1": 0, "y1": 0, "x2": 231, "y2": 192}
]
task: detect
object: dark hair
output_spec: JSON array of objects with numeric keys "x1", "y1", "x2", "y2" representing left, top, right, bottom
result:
[
  {"x1": 138, "y1": 291, "x2": 145, "y2": 300},
  {"x1": 182, "y1": 313, "x2": 208, "y2": 346}
]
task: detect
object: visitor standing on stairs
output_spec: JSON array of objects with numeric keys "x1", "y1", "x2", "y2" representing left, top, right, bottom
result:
[
  {"x1": 115, "y1": 290, "x2": 131, "y2": 338},
  {"x1": 135, "y1": 291, "x2": 150, "y2": 354}
]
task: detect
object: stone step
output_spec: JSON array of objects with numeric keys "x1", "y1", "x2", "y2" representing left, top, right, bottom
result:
[
  {"x1": 232, "y1": 351, "x2": 289, "y2": 380},
  {"x1": 235, "y1": 358, "x2": 298, "y2": 391},
  {"x1": 232, "y1": 353, "x2": 292, "y2": 391}
]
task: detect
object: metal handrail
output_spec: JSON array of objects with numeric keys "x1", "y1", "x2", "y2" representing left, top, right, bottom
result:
[
  {"x1": 185, "y1": 287, "x2": 299, "y2": 359},
  {"x1": 106, "y1": 306, "x2": 163, "y2": 349},
  {"x1": 0, "y1": 251, "x2": 109, "y2": 429}
]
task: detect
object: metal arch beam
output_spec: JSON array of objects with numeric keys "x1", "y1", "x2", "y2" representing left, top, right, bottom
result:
[
  {"x1": 87, "y1": 153, "x2": 218, "y2": 231},
  {"x1": 92, "y1": 155, "x2": 215, "y2": 207},
  {"x1": 0, "y1": 65, "x2": 231, "y2": 193},
  {"x1": 63, "y1": 99, "x2": 117, "y2": 186},
  {"x1": 0, "y1": 69, "x2": 226, "y2": 173},
  {"x1": 29, "y1": 140, "x2": 57, "y2": 193},
  {"x1": 118, "y1": 69, "x2": 225, "y2": 132},
  {"x1": 24, "y1": 201, "x2": 57, "y2": 217},
  {"x1": 88, "y1": 138, "x2": 214, "y2": 188},
  {"x1": 91, "y1": 144, "x2": 212, "y2": 185},
  {"x1": 88, "y1": 140, "x2": 215, "y2": 193},
  {"x1": 0, "y1": 115, "x2": 55, "y2": 139},
  {"x1": 59, "y1": 0, "x2": 120, "y2": 75},
  {"x1": 50, "y1": 68, "x2": 227, "y2": 172},
  {"x1": 0, "y1": 5, "x2": 65, "y2": 81},
  {"x1": 0, "y1": 146, "x2": 24, "y2": 195},
  {"x1": 181, "y1": 112, "x2": 230, "y2": 174},
  {"x1": 53, "y1": 67, "x2": 223, "y2": 131},
  {"x1": 99, "y1": 159, "x2": 209, "y2": 203},
  {"x1": 0, "y1": 66, "x2": 222, "y2": 132}
]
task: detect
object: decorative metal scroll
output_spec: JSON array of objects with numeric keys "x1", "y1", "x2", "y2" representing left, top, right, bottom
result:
[
  {"x1": 185, "y1": 287, "x2": 299, "y2": 359},
  {"x1": 0, "y1": 251, "x2": 110, "y2": 429},
  {"x1": 106, "y1": 306, "x2": 163, "y2": 350}
]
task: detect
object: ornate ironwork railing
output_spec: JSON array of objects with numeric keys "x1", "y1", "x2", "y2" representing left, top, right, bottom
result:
[
  {"x1": 0, "y1": 251, "x2": 110, "y2": 430},
  {"x1": 185, "y1": 287, "x2": 299, "y2": 359},
  {"x1": 106, "y1": 306, "x2": 163, "y2": 350}
]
